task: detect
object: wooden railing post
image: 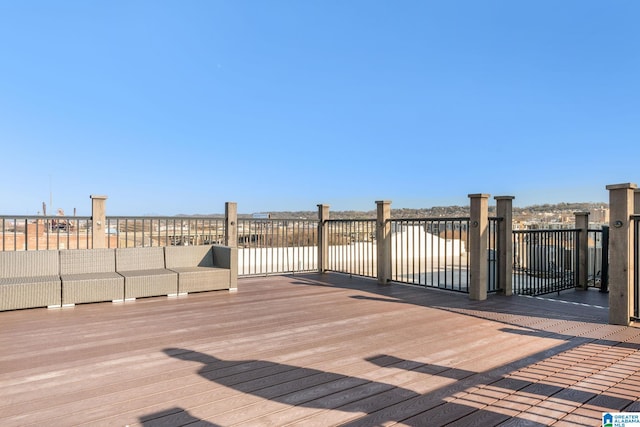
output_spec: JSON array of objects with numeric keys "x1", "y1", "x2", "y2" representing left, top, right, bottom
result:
[
  {"x1": 376, "y1": 200, "x2": 391, "y2": 285},
  {"x1": 90, "y1": 195, "x2": 107, "y2": 249},
  {"x1": 574, "y1": 211, "x2": 590, "y2": 290},
  {"x1": 225, "y1": 202, "x2": 237, "y2": 248},
  {"x1": 495, "y1": 196, "x2": 514, "y2": 296},
  {"x1": 606, "y1": 183, "x2": 637, "y2": 325},
  {"x1": 469, "y1": 194, "x2": 489, "y2": 300},
  {"x1": 317, "y1": 204, "x2": 330, "y2": 273}
]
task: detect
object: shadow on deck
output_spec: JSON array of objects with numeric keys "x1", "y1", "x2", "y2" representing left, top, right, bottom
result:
[{"x1": 0, "y1": 273, "x2": 637, "y2": 426}]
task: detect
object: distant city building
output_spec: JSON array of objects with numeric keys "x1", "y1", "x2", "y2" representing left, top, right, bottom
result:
[{"x1": 591, "y1": 207, "x2": 609, "y2": 224}]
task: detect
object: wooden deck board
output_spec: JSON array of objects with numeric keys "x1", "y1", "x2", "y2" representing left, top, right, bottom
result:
[{"x1": 1, "y1": 273, "x2": 638, "y2": 426}]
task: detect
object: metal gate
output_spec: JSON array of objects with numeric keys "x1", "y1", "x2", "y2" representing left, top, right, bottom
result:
[{"x1": 512, "y1": 227, "x2": 609, "y2": 296}]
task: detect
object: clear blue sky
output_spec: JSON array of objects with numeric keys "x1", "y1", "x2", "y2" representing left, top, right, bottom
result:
[{"x1": 1, "y1": 1, "x2": 638, "y2": 215}]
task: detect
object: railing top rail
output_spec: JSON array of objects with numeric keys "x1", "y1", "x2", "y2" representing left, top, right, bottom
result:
[
  {"x1": 106, "y1": 216, "x2": 224, "y2": 220},
  {"x1": 325, "y1": 218, "x2": 375, "y2": 222},
  {"x1": 514, "y1": 228, "x2": 581, "y2": 233},
  {"x1": 238, "y1": 218, "x2": 317, "y2": 221},
  {"x1": 0, "y1": 215, "x2": 92, "y2": 220},
  {"x1": 390, "y1": 217, "x2": 471, "y2": 222}
]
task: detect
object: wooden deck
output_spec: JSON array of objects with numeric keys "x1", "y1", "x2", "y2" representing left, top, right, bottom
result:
[{"x1": 1, "y1": 273, "x2": 639, "y2": 426}]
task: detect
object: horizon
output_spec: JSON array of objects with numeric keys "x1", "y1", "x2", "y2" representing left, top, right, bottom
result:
[
  {"x1": 1, "y1": 1, "x2": 638, "y2": 216},
  {"x1": 0, "y1": 198, "x2": 610, "y2": 218},
  {"x1": 0, "y1": 198, "x2": 611, "y2": 218},
  {"x1": 0, "y1": 195, "x2": 613, "y2": 217},
  {"x1": 133, "y1": 200, "x2": 615, "y2": 217}
]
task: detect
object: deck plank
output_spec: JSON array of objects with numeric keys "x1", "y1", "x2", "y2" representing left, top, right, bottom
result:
[{"x1": 0, "y1": 273, "x2": 638, "y2": 426}]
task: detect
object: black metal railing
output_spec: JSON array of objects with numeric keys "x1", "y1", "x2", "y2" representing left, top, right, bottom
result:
[
  {"x1": 587, "y1": 228, "x2": 605, "y2": 289},
  {"x1": 512, "y1": 229, "x2": 579, "y2": 295},
  {"x1": 7, "y1": 211, "x2": 610, "y2": 301},
  {"x1": 0, "y1": 215, "x2": 93, "y2": 251},
  {"x1": 237, "y1": 218, "x2": 318, "y2": 276},
  {"x1": 105, "y1": 216, "x2": 225, "y2": 248},
  {"x1": 600, "y1": 225, "x2": 609, "y2": 293},
  {"x1": 326, "y1": 219, "x2": 376, "y2": 279},
  {"x1": 488, "y1": 217, "x2": 501, "y2": 293},
  {"x1": 390, "y1": 218, "x2": 470, "y2": 292},
  {"x1": 0, "y1": 215, "x2": 228, "y2": 251}
]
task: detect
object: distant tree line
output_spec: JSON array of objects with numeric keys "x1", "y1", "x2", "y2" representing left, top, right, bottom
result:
[
  {"x1": 181, "y1": 202, "x2": 608, "y2": 220},
  {"x1": 258, "y1": 202, "x2": 610, "y2": 220}
]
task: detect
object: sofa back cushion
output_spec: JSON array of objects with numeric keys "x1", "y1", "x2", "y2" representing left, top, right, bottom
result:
[
  {"x1": 0, "y1": 250, "x2": 59, "y2": 278},
  {"x1": 165, "y1": 245, "x2": 214, "y2": 269},
  {"x1": 60, "y1": 248, "x2": 116, "y2": 275},
  {"x1": 116, "y1": 247, "x2": 166, "y2": 272}
]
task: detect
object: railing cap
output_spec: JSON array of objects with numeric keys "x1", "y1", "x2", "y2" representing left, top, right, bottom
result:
[{"x1": 606, "y1": 183, "x2": 637, "y2": 190}]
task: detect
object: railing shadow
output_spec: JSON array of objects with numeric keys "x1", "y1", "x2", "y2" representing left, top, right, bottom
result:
[
  {"x1": 156, "y1": 343, "x2": 638, "y2": 426},
  {"x1": 289, "y1": 272, "x2": 610, "y2": 326},
  {"x1": 139, "y1": 407, "x2": 220, "y2": 426}
]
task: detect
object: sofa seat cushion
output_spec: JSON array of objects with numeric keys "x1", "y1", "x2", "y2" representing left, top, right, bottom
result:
[
  {"x1": 169, "y1": 266, "x2": 229, "y2": 293},
  {"x1": 118, "y1": 268, "x2": 176, "y2": 278},
  {"x1": 61, "y1": 272, "x2": 123, "y2": 282},
  {"x1": 0, "y1": 275, "x2": 60, "y2": 285},
  {"x1": 0, "y1": 276, "x2": 61, "y2": 310},
  {"x1": 61, "y1": 272, "x2": 124, "y2": 305},
  {"x1": 120, "y1": 269, "x2": 178, "y2": 299}
]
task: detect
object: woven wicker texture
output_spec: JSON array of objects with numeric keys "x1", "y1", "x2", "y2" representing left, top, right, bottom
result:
[
  {"x1": 0, "y1": 251, "x2": 61, "y2": 310},
  {"x1": 60, "y1": 249, "x2": 123, "y2": 304},
  {"x1": 164, "y1": 245, "x2": 214, "y2": 269},
  {"x1": 165, "y1": 245, "x2": 233, "y2": 293},
  {"x1": 0, "y1": 250, "x2": 59, "y2": 278},
  {"x1": 60, "y1": 249, "x2": 116, "y2": 275},
  {"x1": 0, "y1": 277, "x2": 61, "y2": 310},
  {"x1": 115, "y1": 247, "x2": 165, "y2": 272},
  {"x1": 115, "y1": 247, "x2": 178, "y2": 298},
  {"x1": 62, "y1": 272, "x2": 124, "y2": 305},
  {"x1": 171, "y1": 267, "x2": 229, "y2": 293},
  {"x1": 122, "y1": 269, "x2": 178, "y2": 299},
  {"x1": 215, "y1": 246, "x2": 237, "y2": 290}
]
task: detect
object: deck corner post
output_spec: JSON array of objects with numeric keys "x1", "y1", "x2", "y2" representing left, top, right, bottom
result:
[
  {"x1": 317, "y1": 204, "x2": 330, "y2": 274},
  {"x1": 606, "y1": 182, "x2": 637, "y2": 325},
  {"x1": 574, "y1": 211, "x2": 590, "y2": 290},
  {"x1": 376, "y1": 200, "x2": 392, "y2": 285},
  {"x1": 469, "y1": 194, "x2": 490, "y2": 301},
  {"x1": 495, "y1": 196, "x2": 514, "y2": 296},
  {"x1": 90, "y1": 195, "x2": 108, "y2": 249}
]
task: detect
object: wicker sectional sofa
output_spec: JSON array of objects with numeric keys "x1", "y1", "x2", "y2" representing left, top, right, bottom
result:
[{"x1": 0, "y1": 244, "x2": 236, "y2": 311}]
